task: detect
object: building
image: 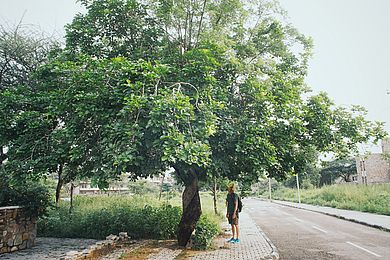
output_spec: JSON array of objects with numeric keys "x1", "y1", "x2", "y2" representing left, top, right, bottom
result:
[
  {"x1": 355, "y1": 139, "x2": 390, "y2": 184},
  {"x1": 73, "y1": 181, "x2": 130, "y2": 195}
]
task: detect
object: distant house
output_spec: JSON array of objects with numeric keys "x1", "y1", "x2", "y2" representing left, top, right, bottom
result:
[
  {"x1": 73, "y1": 181, "x2": 130, "y2": 195},
  {"x1": 355, "y1": 139, "x2": 390, "y2": 184}
]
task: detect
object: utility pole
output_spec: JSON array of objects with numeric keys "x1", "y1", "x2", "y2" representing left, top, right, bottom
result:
[
  {"x1": 268, "y1": 177, "x2": 272, "y2": 201},
  {"x1": 296, "y1": 173, "x2": 301, "y2": 205}
]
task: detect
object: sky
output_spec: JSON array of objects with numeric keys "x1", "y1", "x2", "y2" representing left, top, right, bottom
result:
[{"x1": 1, "y1": 0, "x2": 389, "y2": 152}]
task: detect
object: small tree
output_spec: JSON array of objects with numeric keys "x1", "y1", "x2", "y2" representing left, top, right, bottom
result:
[{"x1": 319, "y1": 158, "x2": 357, "y2": 186}]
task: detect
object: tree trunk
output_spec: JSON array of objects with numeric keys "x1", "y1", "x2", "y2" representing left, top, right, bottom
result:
[
  {"x1": 159, "y1": 173, "x2": 165, "y2": 201},
  {"x1": 0, "y1": 146, "x2": 6, "y2": 164},
  {"x1": 55, "y1": 164, "x2": 63, "y2": 205},
  {"x1": 213, "y1": 175, "x2": 218, "y2": 215},
  {"x1": 177, "y1": 167, "x2": 202, "y2": 247},
  {"x1": 69, "y1": 182, "x2": 74, "y2": 214}
]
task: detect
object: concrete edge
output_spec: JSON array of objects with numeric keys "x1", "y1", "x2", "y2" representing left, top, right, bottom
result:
[
  {"x1": 0, "y1": 206, "x2": 23, "y2": 210},
  {"x1": 248, "y1": 212, "x2": 280, "y2": 260},
  {"x1": 266, "y1": 199, "x2": 390, "y2": 233}
]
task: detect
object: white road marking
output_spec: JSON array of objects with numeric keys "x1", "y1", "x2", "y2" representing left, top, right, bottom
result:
[
  {"x1": 346, "y1": 242, "x2": 382, "y2": 258},
  {"x1": 312, "y1": 225, "x2": 328, "y2": 234},
  {"x1": 294, "y1": 218, "x2": 303, "y2": 223}
]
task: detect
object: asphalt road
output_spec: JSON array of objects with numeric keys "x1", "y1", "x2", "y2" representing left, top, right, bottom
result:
[{"x1": 245, "y1": 198, "x2": 390, "y2": 260}]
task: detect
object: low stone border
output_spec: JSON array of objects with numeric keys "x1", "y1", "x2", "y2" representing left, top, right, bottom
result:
[{"x1": 0, "y1": 206, "x2": 37, "y2": 254}]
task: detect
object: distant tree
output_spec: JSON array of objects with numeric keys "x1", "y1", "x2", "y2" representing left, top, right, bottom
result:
[
  {"x1": 128, "y1": 180, "x2": 158, "y2": 195},
  {"x1": 199, "y1": 173, "x2": 230, "y2": 215},
  {"x1": 319, "y1": 158, "x2": 357, "y2": 186}
]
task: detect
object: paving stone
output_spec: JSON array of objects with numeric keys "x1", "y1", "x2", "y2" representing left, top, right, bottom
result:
[
  {"x1": 147, "y1": 247, "x2": 183, "y2": 260},
  {"x1": 146, "y1": 211, "x2": 279, "y2": 260},
  {"x1": 190, "y1": 212, "x2": 278, "y2": 260},
  {"x1": 0, "y1": 237, "x2": 98, "y2": 260}
]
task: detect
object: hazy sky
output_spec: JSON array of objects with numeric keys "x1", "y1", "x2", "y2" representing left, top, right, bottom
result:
[{"x1": 1, "y1": 0, "x2": 389, "y2": 152}]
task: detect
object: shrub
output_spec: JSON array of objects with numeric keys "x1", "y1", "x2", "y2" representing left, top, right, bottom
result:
[
  {"x1": 192, "y1": 214, "x2": 220, "y2": 250},
  {"x1": 38, "y1": 203, "x2": 182, "y2": 240},
  {"x1": 0, "y1": 173, "x2": 52, "y2": 218}
]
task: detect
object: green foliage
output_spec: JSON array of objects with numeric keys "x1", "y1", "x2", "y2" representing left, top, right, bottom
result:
[
  {"x1": 3, "y1": 0, "x2": 386, "y2": 198},
  {"x1": 319, "y1": 158, "x2": 357, "y2": 186},
  {"x1": 270, "y1": 184, "x2": 390, "y2": 215},
  {"x1": 2, "y1": 0, "x2": 387, "y2": 245},
  {"x1": 192, "y1": 214, "x2": 220, "y2": 250},
  {"x1": 38, "y1": 196, "x2": 181, "y2": 240},
  {"x1": 381, "y1": 152, "x2": 390, "y2": 162},
  {"x1": 127, "y1": 180, "x2": 159, "y2": 196},
  {"x1": 0, "y1": 24, "x2": 57, "y2": 90},
  {"x1": 66, "y1": 0, "x2": 162, "y2": 60},
  {"x1": 0, "y1": 172, "x2": 52, "y2": 218}
]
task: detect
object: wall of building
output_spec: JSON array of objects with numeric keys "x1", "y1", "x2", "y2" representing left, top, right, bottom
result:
[
  {"x1": 0, "y1": 206, "x2": 36, "y2": 254},
  {"x1": 382, "y1": 138, "x2": 390, "y2": 153},
  {"x1": 356, "y1": 154, "x2": 390, "y2": 184}
]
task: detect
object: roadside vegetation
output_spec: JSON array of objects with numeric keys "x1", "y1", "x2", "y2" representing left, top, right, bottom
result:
[
  {"x1": 2, "y1": 0, "x2": 386, "y2": 249},
  {"x1": 263, "y1": 184, "x2": 390, "y2": 216},
  {"x1": 38, "y1": 190, "x2": 225, "y2": 249}
]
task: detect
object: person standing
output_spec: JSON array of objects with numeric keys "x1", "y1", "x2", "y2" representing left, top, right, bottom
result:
[{"x1": 226, "y1": 183, "x2": 240, "y2": 244}]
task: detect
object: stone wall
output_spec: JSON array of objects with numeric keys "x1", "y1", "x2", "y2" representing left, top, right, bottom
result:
[{"x1": 0, "y1": 206, "x2": 37, "y2": 254}]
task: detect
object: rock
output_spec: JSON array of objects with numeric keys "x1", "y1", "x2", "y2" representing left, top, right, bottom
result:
[
  {"x1": 14, "y1": 234, "x2": 23, "y2": 245},
  {"x1": 7, "y1": 238, "x2": 13, "y2": 247},
  {"x1": 19, "y1": 240, "x2": 27, "y2": 250},
  {"x1": 119, "y1": 232, "x2": 128, "y2": 239},
  {"x1": 106, "y1": 234, "x2": 118, "y2": 241},
  {"x1": 66, "y1": 250, "x2": 80, "y2": 256},
  {"x1": 22, "y1": 232, "x2": 29, "y2": 240},
  {"x1": 10, "y1": 246, "x2": 18, "y2": 252}
]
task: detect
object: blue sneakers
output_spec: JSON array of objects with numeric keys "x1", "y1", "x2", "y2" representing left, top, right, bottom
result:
[{"x1": 227, "y1": 238, "x2": 241, "y2": 243}]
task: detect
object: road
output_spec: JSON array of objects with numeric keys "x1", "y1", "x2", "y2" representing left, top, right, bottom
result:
[{"x1": 245, "y1": 198, "x2": 390, "y2": 260}]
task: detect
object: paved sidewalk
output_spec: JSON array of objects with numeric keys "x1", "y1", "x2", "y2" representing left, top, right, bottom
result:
[
  {"x1": 0, "y1": 238, "x2": 98, "y2": 260},
  {"x1": 146, "y1": 211, "x2": 279, "y2": 260},
  {"x1": 271, "y1": 199, "x2": 390, "y2": 232},
  {"x1": 190, "y1": 211, "x2": 279, "y2": 260}
]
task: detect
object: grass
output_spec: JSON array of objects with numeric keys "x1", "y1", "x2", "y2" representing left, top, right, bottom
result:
[
  {"x1": 267, "y1": 184, "x2": 390, "y2": 215},
  {"x1": 38, "y1": 190, "x2": 227, "y2": 240}
]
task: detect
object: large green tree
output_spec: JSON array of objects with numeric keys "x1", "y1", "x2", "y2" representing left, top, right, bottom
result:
[
  {"x1": 63, "y1": 0, "x2": 385, "y2": 245},
  {"x1": 3, "y1": 0, "x2": 386, "y2": 246}
]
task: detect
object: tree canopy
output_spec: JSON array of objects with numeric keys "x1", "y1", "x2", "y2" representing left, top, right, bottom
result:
[{"x1": 1, "y1": 0, "x2": 386, "y2": 245}]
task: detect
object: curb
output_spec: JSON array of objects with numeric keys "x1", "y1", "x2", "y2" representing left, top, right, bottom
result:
[
  {"x1": 254, "y1": 222, "x2": 280, "y2": 260},
  {"x1": 246, "y1": 211, "x2": 279, "y2": 260},
  {"x1": 266, "y1": 199, "x2": 390, "y2": 233},
  {"x1": 220, "y1": 211, "x2": 280, "y2": 260}
]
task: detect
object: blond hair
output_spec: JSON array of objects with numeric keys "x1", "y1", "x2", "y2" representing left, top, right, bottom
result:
[{"x1": 227, "y1": 183, "x2": 236, "y2": 192}]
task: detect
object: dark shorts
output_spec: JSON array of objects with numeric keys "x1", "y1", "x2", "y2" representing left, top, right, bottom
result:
[{"x1": 228, "y1": 213, "x2": 239, "y2": 225}]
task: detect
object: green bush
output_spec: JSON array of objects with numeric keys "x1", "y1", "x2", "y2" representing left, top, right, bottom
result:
[
  {"x1": 0, "y1": 173, "x2": 52, "y2": 218},
  {"x1": 38, "y1": 203, "x2": 182, "y2": 240},
  {"x1": 192, "y1": 214, "x2": 220, "y2": 250}
]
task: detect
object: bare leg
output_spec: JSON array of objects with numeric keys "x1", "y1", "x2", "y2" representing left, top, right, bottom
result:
[
  {"x1": 231, "y1": 224, "x2": 235, "y2": 238},
  {"x1": 235, "y1": 224, "x2": 240, "y2": 239}
]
